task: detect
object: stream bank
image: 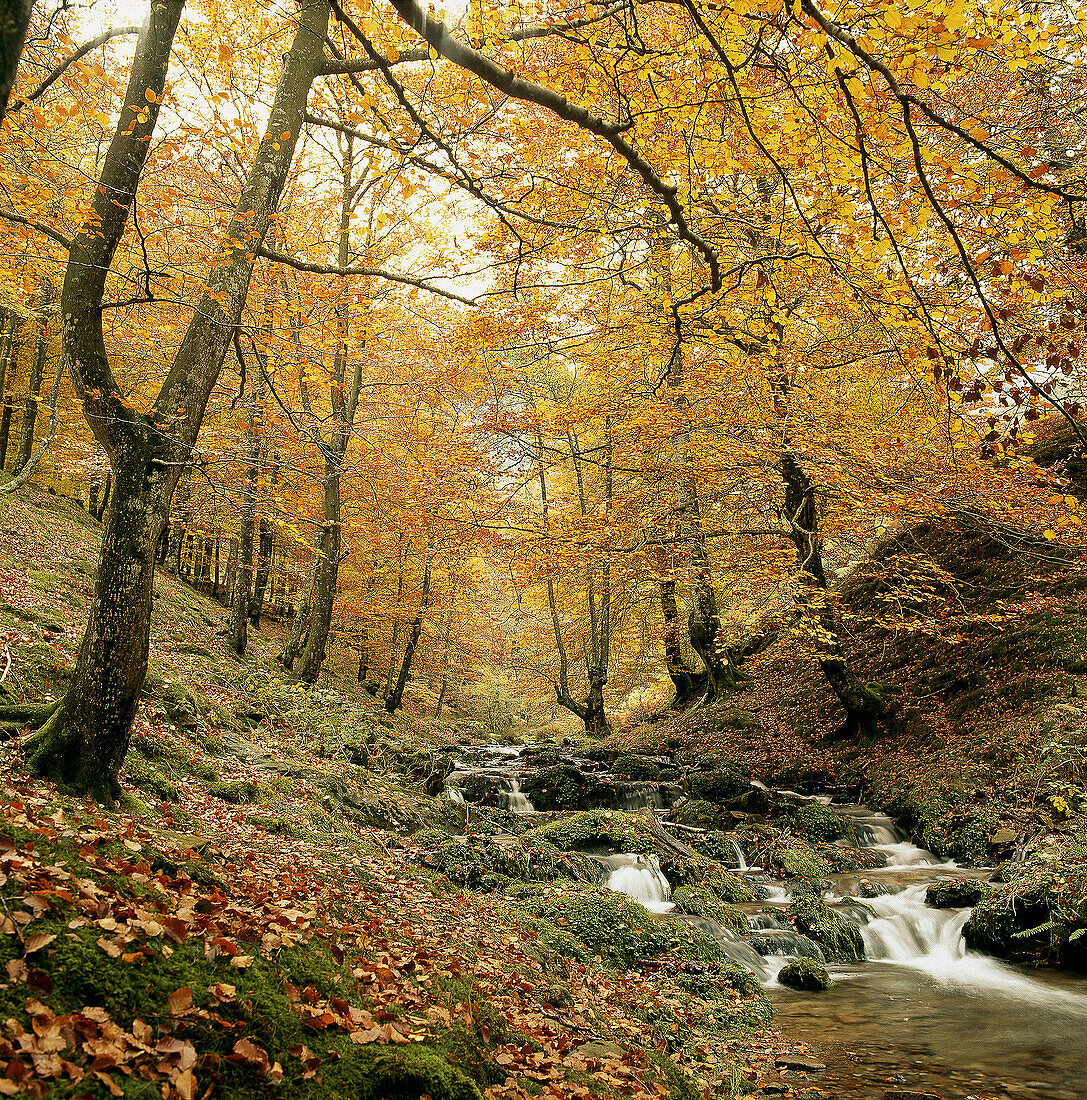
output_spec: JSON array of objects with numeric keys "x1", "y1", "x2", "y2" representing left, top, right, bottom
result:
[{"x1": 418, "y1": 742, "x2": 1087, "y2": 1100}]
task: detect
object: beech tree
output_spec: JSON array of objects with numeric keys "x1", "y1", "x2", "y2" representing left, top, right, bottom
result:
[{"x1": 10, "y1": 0, "x2": 333, "y2": 800}]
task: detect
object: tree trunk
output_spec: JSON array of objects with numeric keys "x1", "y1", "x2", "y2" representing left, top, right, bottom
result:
[
  {"x1": 0, "y1": 320, "x2": 17, "y2": 472},
  {"x1": 211, "y1": 536, "x2": 220, "y2": 597},
  {"x1": 16, "y1": 0, "x2": 332, "y2": 800},
  {"x1": 0, "y1": 1, "x2": 34, "y2": 123},
  {"x1": 23, "y1": 438, "x2": 170, "y2": 802},
  {"x1": 11, "y1": 298, "x2": 48, "y2": 477},
  {"x1": 250, "y1": 517, "x2": 272, "y2": 625},
  {"x1": 164, "y1": 466, "x2": 191, "y2": 576},
  {"x1": 227, "y1": 425, "x2": 259, "y2": 655},
  {"x1": 433, "y1": 675, "x2": 447, "y2": 718},
  {"x1": 777, "y1": 450, "x2": 891, "y2": 739},
  {"x1": 281, "y1": 532, "x2": 321, "y2": 669},
  {"x1": 296, "y1": 464, "x2": 341, "y2": 684},
  {"x1": 385, "y1": 538, "x2": 434, "y2": 713}
]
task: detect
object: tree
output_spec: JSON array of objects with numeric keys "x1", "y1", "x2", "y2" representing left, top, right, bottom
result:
[{"x1": 15, "y1": 0, "x2": 332, "y2": 801}]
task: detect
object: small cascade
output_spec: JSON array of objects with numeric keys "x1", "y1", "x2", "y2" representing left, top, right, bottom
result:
[
  {"x1": 747, "y1": 913, "x2": 786, "y2": 931},
  {"x1": 446, "y1": 785, "x2": 465, "y2": 804},
  {"x1": 729, "y1": 836, "x2": 748, "y2": 872},
  {"x1": 680, "y1": 914, "x2": 770, "y2": 975},
  {"x1": 616, "y1": 784, "x2": 662, "y2": 812},
  {"x1": 748, "y1": 929, "x2": 826, "y2": 961},
  {"x1": 500, "y1": 779, "x2": 533, "y2": 813},
  {"x1": 599, "y1": 853, "x2": 675, "y2": 913}
]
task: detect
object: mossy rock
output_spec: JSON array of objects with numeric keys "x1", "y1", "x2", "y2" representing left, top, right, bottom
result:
[
  {"x1": 684, "y1": 763, "x2": 751, "y2": 803},
  {"x1": 671, "y1": 885, "x2": 748, "y2": 935},
  {"x1": 926, "y1": 879, "x2": 991, "y2": 909},
  {"x1": 185, "y1": 759, "x2": 221, "y2": 783},
  {"x1": 522, "y1": 810, "x2": 654, "y2": 854},
  {"x1": 687, "y1": 829, "x2": 743, "y2": 864},
  {"x1": 786, "y1": 804, "x2": 854, "y2": 843},
  {"x1": 123, "y1": 756, "x2": 179, "y2": 803},
  {"x1": 773, "y1": 842, "x2": 831, "y2": 881},
  {"x1": 789, "y1": 895, "x2": 864, "y2": 962},
  {"x1": 247, "y1": 813, "x2": 301, "y2": 838},
  {"x1": 525, "y1": 889, "x2": 674, "y2": 967},
  {"x1": 670, "y1": 800, "x2": 729, "y2": 829},
  {"x1": 778, "y1": 956, "x2": 831, "y2": 991},
  {"x1": 659, "y1": 854, "x2": 756, "y2": 903},
  {"x1": 205, "y1": 779, "x2": 269, "y2": 804},
  {"x1": 521, "y1": 764, "x2": 601, "y2": 811},
  {"x1": 611, "y1": 755, "x2": 666, "y2": 781}
]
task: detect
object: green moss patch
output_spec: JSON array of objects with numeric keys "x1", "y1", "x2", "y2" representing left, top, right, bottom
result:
[{"x1": 778, "y1": 956, "x2": 831, "y2": 991}]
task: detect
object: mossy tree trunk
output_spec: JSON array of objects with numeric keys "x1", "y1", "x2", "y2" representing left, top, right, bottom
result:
[
  {"x1": 385, "y1": 534, "x2": 434, "y2": 713},
  {"x1": 11, "y1": 283, "x2": 51, "y2": 478},
  {"x1": 778, "y1": 450, "x2": 891, "y2": 739},
  {"x1": 19, "y1": 0, "x2": 332, "y2": 800},
  {"x1": 0, "y1": 1, "x2": 34, "y2": 122}
]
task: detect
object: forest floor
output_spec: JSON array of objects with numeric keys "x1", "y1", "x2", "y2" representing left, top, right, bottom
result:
[
  {"x1": 0, "y1": 489, "x2": 1085, "y2": 1100},
  {"x1": 0, "y1": 489, "x2": 807, "y2": 1100}
]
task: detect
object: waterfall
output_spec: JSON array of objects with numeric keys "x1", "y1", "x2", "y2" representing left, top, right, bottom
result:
[
  {"x1": 599, "y1": 853, "x2": 675, "y2": 913},
  {"x1": 617, "y1": 784, "x2": 662, "y2": 812},
  {"x1": 501, "y1": 779, "x2": 533, "y2": 813},
  {"x1": 729, "y1": 836, "x2": 748, "y2": 871},
  {"x1": 446, "y1": 785, "x2": 465, "y2": 804}
]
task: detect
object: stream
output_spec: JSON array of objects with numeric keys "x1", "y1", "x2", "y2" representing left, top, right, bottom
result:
[{"x1": 443, "y1": 746, "x2": 1087, "y2": 1099}]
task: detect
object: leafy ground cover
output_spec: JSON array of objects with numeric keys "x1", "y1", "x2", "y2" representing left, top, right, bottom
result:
[{"x1": 0, "y1": 491, "x2": 813, "y2": 1100}]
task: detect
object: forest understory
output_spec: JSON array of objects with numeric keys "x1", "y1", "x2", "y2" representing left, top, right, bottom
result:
[{"x1": 0, "y1": 486, "x2": 1084, "y2": 1100}]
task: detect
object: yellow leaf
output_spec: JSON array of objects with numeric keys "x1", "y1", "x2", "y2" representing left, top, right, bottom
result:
[
  {"x1": 96, "y1": 111, "x2": 109, "y2": 128},
  {"x1": 145, "y1": 88, "x2": 158, "y2": 103},
  {"x1": 1044, "y1": 530, "x2": 1057, "y2": 540}
]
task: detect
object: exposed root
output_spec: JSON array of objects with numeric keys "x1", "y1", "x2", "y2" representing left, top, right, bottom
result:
[
  {"x1": 21, "y1": 703, "x2": 124, "y2": 804},
  {"x1": 0, "y1": 698, "x2": 60, "y2": 726}
]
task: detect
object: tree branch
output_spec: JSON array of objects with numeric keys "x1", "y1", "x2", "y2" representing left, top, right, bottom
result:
[
  {"x1": 256, "y1": 244, "x2": 478, "y2": 306},
  {"x1": 22, "y1": 25, "x2": 141, "y2": 103}
]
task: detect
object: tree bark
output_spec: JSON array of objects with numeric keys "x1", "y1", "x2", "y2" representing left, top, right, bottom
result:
[
  {"x1": 385, "y1": 536, "x2": 434, "y2": 713},
  {"x1": 11, "y1": 287, "x2": 50, "y2": 477},
  {"x1": 295, "y1": 463, "x2": 341, "y2": 684},
  {"x1": 227, "y1": 380, "x2": 262, "y2": 655},
  {"x1": 778, "y1": 450, "x2": 892, "y2": 739},
  {"x1": 0, "y1": 1, "x2": 34, "y2": 123},
  {"x1": 18, "y1": 0, "x2": 332, "y2": 800}
]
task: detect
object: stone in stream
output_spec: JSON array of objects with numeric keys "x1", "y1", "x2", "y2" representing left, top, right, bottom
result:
[
  {"x1": 925, "y1": 878, "x2": 990, "y2": 909},
  {"x1": 774, "y1": 1055, "x2": 827, "y2": 1072},
  {"x1": 776, "y1": 958, "x2": 831, "y2": 992}
]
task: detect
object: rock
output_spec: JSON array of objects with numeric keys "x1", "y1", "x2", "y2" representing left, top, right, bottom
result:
[
  {"x1": 777, "y1": 958, "x2": 831, "y2": 992},
  {"x1": 925, "y1": 879, "x2": 989, "y2": 909},
  {"x1": 774, "y1": 1055, "x2": 827, "y2": 1072},
  {"x1": 789, "y1": 895, "x2": 864, "y2": 962},
  {"x1": 989, "y1": 827, "x2": 1019, "y2": 848},
  {"x1": 853, "y1": 878, "x2": 892, "y2": 898},
  {"x1": 883, "y1": 1092, "x2": 941, "y2": 1100},
  {"x1": 725, "y1": 786, "x2": 771, "y2": 815}
]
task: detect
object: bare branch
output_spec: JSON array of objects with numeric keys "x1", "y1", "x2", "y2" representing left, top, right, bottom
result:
[{"x1": 256, "y1": 244, "x2": 478, "y2": 306}]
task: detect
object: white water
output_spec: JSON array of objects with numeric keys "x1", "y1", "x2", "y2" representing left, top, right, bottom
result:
[
  {"x1": 852, "y1": 885, "x2": 1087, "y2": 1010},
  {"x1": 501, "y1": 779, "x2": 533, "y2": 813},
  {"x1": 729, "y1": 836, "x2": 748, "y2": 871},
  {"x1": 446, "y1": 785, "x2": 465, "y2": 804},
  {"x1": 601, "y1": 853, "x2": 675, "y2": 913}
]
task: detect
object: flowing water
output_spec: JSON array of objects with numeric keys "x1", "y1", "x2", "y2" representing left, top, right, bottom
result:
[
  {"x1": 760, "y1": 803, "x2": 1087, "y2": 1099},
  {"x1": 449, "y1": 745, "x2": 1087, "y2": 1097}
]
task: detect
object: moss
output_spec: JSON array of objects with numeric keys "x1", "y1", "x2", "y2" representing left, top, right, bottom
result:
[
  {"x1": 786, "y1": 803, "x2": 853, "y2": 842},
  {"x1": 659, "y1": 854, "x2": 756, "y2": 903},
  {"x1": 926, "y1": 879, "x2": 991, "y2": 909},
  {"x1": 522, "y1": 765, "x2": 599, "y2": 811},
  {"x1": 774, "y1": 841, "x2": 831, "y2": 880},
  {"x1": 671, "y1": 886, "x2": 748, "y2": 936},
  {"x1": 778, "y1": 957, "x2": 831, "y2": 991},
  {"x1": 526, "y1": 889, "x2": 674, "y2": 967},
  {"x1": 684, "y1": 763, "x2": 751, "y2": 803},
  {"x1": 670, "y1": 800, "x2": 726, "y2": 829},
  {"x1": 522, "y1": 810, "x2": 654, "y2": 854},
  {"x1": 789, "y1": 895, "x2": 864, "y2": 962},
  {"x1": 612, "y1": 755, "x2": 664, "y2": 781},
  {"x1": 687, "y1": 829, "x2": 740, "y2": 864},
  {"x1": 206, "y1": 779, "x2": 269, "y2": 804},
  {"x1": 186, "y1": 759, "x2": 221, "y2": 783},
  {"x1": 247, "y1": 813, "x2": 301, "y2": 838},
  {"x1": 122, "y1": 755, "x2": 179, "y2": 802}
]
